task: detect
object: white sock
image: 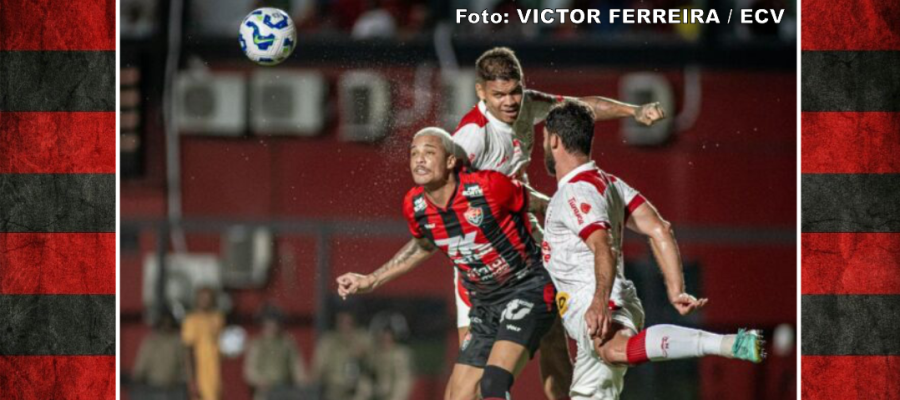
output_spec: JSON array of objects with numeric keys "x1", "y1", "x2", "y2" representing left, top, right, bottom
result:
[{"x1": 626, "y1": 324, "x2": 734, "y2": 364}]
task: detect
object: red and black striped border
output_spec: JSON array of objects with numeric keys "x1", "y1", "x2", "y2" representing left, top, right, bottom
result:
[
  {"x1": 802, "y1": 0, "x2": 900, "y2": 398},
  {"x1": 0, "y1": 0, "x2": 115, "y2": 397}
]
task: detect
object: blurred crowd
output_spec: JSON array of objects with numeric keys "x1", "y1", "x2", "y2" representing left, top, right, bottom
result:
[
  {"x1": 121, "y1": 0, "x2": 794, "y2": 41},
  {"x1": 128, "y1": 287, "x2": 413, "y2": 400}
]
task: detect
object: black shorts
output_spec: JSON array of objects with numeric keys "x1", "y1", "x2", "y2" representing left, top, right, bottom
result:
[{"x1": 457, "y1": 281, "x2": 558, "y2": 368}]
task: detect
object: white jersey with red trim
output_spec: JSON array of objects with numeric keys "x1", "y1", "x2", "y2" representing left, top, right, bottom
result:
[
  {"x1": 452, "y1": 90, "x2": 565, "y2": 177},
  {"x1": 542, "y1": 161, "x2": 646, "y2": 314}
]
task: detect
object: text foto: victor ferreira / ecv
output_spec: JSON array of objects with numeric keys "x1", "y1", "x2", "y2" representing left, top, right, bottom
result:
[{"x1": 456, "y1": 8, "x2": 786, "y2": 25}]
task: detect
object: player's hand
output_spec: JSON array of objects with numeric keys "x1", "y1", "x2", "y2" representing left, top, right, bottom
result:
[
  {"x1": 336, "y1": 273, "x2": 375, "y2": 299},
  {"x1": 585, "y1": 298, "x2": 612, "y2": 342},
  {"x1": 634, "y1": 102, "x2": 666, "y2": 126},
  {"x1": 670, "y1": 293, "x2": 708, "y2": 316}
]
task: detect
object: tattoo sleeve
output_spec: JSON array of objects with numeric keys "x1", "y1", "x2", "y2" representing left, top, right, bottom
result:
[{"x1": 370, "y1": 238, "x2": 436, "y2": 288}]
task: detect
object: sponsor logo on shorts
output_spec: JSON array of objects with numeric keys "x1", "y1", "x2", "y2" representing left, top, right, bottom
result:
[
  {"x1": 461, "y1": 332, "x2": 473, "y2": 351},
  {"x1": 505, "y1": 325, "x2": 521, "y2": 332},
  {"x1": 462, "y1": 184, "x2": 484, "y2": 198},
  {"x1": 500, "y1": 299, "x2": 534, "y2": 322},
  {"x1": 568, "y1": 198, "x2": 584, "y2": 225},
  {"x1": 413, "y1": 197, "x2": 427, "y2": 212},
  {"x1": 555, "y1": 292, "x2": 570, "y2": 317},
  {"x1": 465, "y1": 207, "x2": 483, "y2": 226}
]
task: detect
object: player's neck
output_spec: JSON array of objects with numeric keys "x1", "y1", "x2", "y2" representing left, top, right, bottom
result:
[
  {"x1": 554, "y1": 155, "x2": 592, "y2": 183},
  {"x1": 424, "y1": 174, "x2": 457, "y2": 208}
]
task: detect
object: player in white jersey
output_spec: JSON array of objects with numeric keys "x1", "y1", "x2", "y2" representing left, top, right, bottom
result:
[
  {"x1": 540, "y1": 101, "x2": 763, "y2": 399},
  {"x1": 449, "y1": 47, "x2": 667, "y2": 400}
]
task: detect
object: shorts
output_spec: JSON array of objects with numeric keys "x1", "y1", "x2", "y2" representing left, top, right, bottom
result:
[
  {"x1": 559, "y1": 285, "x2": 645, "y2": 400},
  {"x1": 455, "y1": 269, "x2": 472, "y2": 328},
  {"x1": 456, "y1": 281, "x2": 557, "y2": 368},
  {"x1": 454, "y1": 213, "x2": 544, "y2": 329}
]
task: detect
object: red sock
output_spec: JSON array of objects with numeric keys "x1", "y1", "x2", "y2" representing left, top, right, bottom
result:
[{"x1": 626, "y1": 329, "x2": 649, "y2": 365}]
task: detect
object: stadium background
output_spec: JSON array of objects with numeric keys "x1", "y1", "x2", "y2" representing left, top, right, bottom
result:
[{"x1": 120, "y1": 0, "x2": 796, "y2": 399}]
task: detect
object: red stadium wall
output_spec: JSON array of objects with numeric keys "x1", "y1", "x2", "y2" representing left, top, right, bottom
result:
[{"x1": 121, "y1": 66, "x2": 796, "y2": 400}]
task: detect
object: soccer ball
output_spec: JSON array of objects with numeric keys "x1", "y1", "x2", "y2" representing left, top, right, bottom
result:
[{"x1": 239, "y1": 8, "x2": 296, "y2": 66}]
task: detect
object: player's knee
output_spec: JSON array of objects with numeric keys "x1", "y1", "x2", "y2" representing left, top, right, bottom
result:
[{"x1": 480, "y1": 365, "x2": 514, "y2": 399}]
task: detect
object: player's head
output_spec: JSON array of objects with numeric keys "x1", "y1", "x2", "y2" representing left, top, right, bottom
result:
[
  {"x1": 410, "y1": 127, "x2": 458, "y2": 188},
  {"x1": 194, "y1": 286, "x2": 217, "y2": 311},
  {"x1": 543, "y1": 100, "x2": 596, "y2": 175},
  {"x1": 475, "y1": 47, "x2": 524, "y2": 124}
]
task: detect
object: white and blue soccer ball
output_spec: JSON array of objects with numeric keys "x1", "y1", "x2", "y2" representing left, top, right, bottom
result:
[{"x1": 239, "y1": 8, "x2": 296, "y2": 66}]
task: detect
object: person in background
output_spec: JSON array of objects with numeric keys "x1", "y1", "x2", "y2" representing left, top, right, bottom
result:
[
  {"x1": 313, "y1": 311, "x2": 374, "y2": 400},
  {"x1": 133, "y1": 309, "x2": 188, "y2": 390},
  {"x1": 367, "y1": 312, "x2": 414, "y2": 400},
  {"x1": 182, "y1": 287, "x2": 225, "y2": 400},
  {"x1": 244, "y1": 304, "x2": 310, "y2": 400}
]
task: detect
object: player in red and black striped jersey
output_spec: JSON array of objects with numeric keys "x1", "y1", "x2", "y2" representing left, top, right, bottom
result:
[{"x1": 337, "y1": 127, "x2": 556, "y2": 400}]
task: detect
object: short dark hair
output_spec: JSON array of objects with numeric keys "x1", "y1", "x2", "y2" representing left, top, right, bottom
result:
[
  {"x1": 476, "y1": 47, "x2": 523, "y2": 83},
  {"x1": 545, "y1": 100, "x2": 596, "y2": 155}
]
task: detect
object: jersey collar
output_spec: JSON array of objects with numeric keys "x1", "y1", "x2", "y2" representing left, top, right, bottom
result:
[
  {"x1": 558, "y1": 161, "x2": 597, "y2": 187},
  {"x1": 478, "y1": 101, "x2": 514, "y2": 130}
]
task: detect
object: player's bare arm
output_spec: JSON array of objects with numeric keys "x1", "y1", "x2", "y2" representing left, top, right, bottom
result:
[
  {"x1": 582, "y1": 228, "x2": 617, "y2": 342},
  {"x1": 626, "y1": 202, "x2": 708, "y2": 316},
  {"x1": 578, "y1": 96, "x2": 666, "y2": 126},
  {"x1": 336, "y1": 237, "x2": 436, "y2": 298}
]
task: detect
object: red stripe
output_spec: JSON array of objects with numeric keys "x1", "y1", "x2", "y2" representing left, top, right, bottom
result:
[
  {"x1": 0, "y1": 356, "x2": 115, "y2": 399},
  {"x1": 0, "y1": 0, "x2": 115, "y2": 50},
  {"x1": 626, "y1": 329, "x2": 649, "y2": 365},
  {"x1": 578, "y1": 222, "x2": 609, "y2": 241},
  {"x1": 454, "y1": 105, "x2": 489, "y2": 131},
  {"x1": 0, "y1": 112, "x2": 116, "y2": 173},
  {"x1": 802, "y1": 356, "x2": 900, "y2": 399},
  {"x1": 802, "y1": 233, "x2": 900, "y2": 295},
  {"x1": 0, "y1": 233, "x2": 115, "y2": 294},
  {"x1": 802, "y1": 112, "x2": 900, "y2": 173},
  {"x1": 802, "y1": 0, "x2": 900, "y2": 50}
]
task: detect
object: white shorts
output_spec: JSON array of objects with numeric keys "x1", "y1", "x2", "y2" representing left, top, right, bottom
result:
[
  {"x1": 455, "y1": 268, "x2": 471, "y2": 328},
  {"x1": 560, "y1": 285, "x2": 645, "y2": 400}
]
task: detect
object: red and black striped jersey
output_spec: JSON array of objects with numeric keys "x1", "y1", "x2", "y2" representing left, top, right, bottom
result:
[{"x1": 403, "y1": 169, "x2": 549, "y2": 304}]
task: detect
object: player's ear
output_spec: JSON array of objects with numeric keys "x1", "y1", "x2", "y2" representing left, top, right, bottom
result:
[
  {"x1": 475, "y1": 82, "x2": 486, "y2": 101},
  {"x1": 446, "y1": 153, "x2": 458, "y2": 170},
  {"x1": 550, "y1": 134, "x2": 561, "y2": 150}
]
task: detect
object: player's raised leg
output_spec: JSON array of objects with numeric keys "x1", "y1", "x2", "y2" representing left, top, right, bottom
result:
[{"x1": 594, "y1": 324, "x2": 764, "y2": 366}]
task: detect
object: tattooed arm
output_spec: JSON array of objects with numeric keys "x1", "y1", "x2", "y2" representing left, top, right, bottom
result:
[{"x1": 336, "y1": 237, "x2": 437, "y2": 298}]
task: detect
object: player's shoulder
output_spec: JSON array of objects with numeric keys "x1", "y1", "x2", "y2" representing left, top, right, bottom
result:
[
  {"x1": 461, "y1": 169, "x2": 510, "y2": 194},
  {"x1": 403, "y1": 186, "x2": 427, "y2": 215},
  {"x1": 454, "y1": 104, "x2": 489, "y2": 132}
]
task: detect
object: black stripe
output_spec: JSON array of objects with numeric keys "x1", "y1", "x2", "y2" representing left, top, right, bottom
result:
[
  {"x1": 465, "y1": 186, "x2": 524, "y2": 275},
  {"x1": 802, "y1": 295, "x2": 900, "y2": 355},
  {"x1": 802, "y1": 51, "x2": 900, "y2": 112},
  {"x1": 0, "y1": 51, "x2": 115, "y2": 112},
  {"x1": 0, "y1": 295, "x2": 115, "y2": 355},
  {"x1": 510, "y1": 211, "x2": 541, "y2": 265},
  {"x1": 802, "y1": 174, "x2": 900, "y2": 232},
  {"x1": 0, "y1": 174, "x2": 115, "y2": 233}
]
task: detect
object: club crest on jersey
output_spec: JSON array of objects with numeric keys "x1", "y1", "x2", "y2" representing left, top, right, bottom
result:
[
  {"x1": 413, "y1": 196, "x2": 426, "y2": 212},
  {"x1": 465, "y1": 207, "x2": 483, "y2": 226},
  {"x1": 462, "y1": 184, "x2": 484, "y2": 198},
  {"x1": 580, "y1": 203, "x2": 592, "y2": 214}
]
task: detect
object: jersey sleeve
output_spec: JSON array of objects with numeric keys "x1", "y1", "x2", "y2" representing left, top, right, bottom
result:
[
  {"x1": 612, "y1": 175, "x2": 647, "y2": 221},
  {"x1": 452, "y1": 123, "x2": 486, "y2": 169},
  {"x1": 526, "y1": 90, "x2": 567, "y2": 124},
  {"x1": 402, "y1": 193, "x2": 425, "y2": 239},
  {"x1": 559, "y1": 182, "x2": 611, "y2": 241},
  {"x1": 485, "y1": 171, "x2": 527, "y2": 214}
]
